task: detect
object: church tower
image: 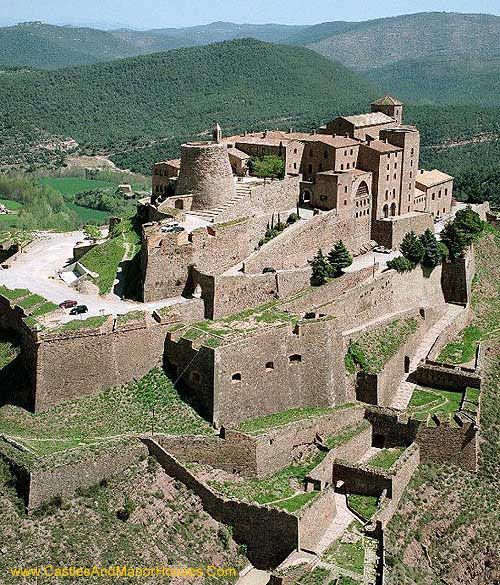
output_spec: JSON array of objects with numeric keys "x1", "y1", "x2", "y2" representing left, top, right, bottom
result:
[{"x1": 371, "y1": 96, "x2": 403, "y2": 125}]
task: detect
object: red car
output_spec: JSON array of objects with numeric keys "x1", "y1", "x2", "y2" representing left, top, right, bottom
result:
[{"x1": 59, "y1": 300, "x2": 78, "y2": 309}]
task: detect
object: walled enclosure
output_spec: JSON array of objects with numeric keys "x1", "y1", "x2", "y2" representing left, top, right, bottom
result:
[
  {"x1": 165, "y1": 316, "x2": 347, "y2": 427},
  {"x1": 0, "y1": 295, "x2": 204, "y2": 411}
]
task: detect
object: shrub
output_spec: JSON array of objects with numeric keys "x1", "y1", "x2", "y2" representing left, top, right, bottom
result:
[
  {"x1": 400, "y1": 231, "x2": 425, "y2": 264},
  {"x1": 116, "y1": 495, "x2": 135, "y2": 521},
  {"x1": 287, "y1": 212, "x2": 299, "y2": 224},
  {"x1": 387, "y1": 256, "x2": 415, "y2": 272},
  {"x1": 328, "y1": 240, "x2": 353, "y2": 277},
  {"x1": 249, "y1": 154, "x2": 285, "y2": 179}
]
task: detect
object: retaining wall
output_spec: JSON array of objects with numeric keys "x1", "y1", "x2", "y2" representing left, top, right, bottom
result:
[
  {"x1": 298, "y1": 488, "x2": 336, "y2": 553},
  {"x1": 414, "y1": 360, "x2": 481, "y2": 393}
]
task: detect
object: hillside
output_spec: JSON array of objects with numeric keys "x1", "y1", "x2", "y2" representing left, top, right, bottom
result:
[
  {"x1": 385, "y1": 230, "x2": 500, "y2": 585},
  {"x1": 309, "y1": 12, "x2": 500, "y2": 71},
  {"x1": 364, "y1": 54, "x2": 500, "y2": 107},
  {"x1": 0, "y1": 455, "x2": 247, "y2": 584},
  {"x1": 0, "y1": 22, "x2": 143, "y2": 69},
  {"x1": 0, "y1": 38, "x2": 377, "y2": 169}
]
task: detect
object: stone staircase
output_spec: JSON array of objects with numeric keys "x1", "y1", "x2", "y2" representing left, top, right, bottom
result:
[{"x1": 187, "y1": 183, "x2": 251, "y2": 222}]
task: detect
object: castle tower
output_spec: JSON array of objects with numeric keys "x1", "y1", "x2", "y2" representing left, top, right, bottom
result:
[
  {"x1": 176, "y1": 142, "x2": 236, "y2": 210},
  {"x1": 371, "y1": 95, "x2": 403, "y2": 125},
  {"x1": 212, "y1": 122, "x2": 222, "y2": 143}
]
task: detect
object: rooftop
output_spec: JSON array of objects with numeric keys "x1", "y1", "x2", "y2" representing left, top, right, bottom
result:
[
  {"x1": 227, "y1": 147, "x2": 250, "y2": 160},
  {"x1": 365, "y1": 139, "x2": 403, "y2": 154},
  {"x1": 341, "y1": 112, "x2": 395, "y2": 128},
  {"x1": 155, "y1": 158, "x2": 181, "y2": 168},
  {"x1": 416, "y1": 169, "x2": 454, "y2": 188},
  {"x1": 371, "y1": 95, "x2": 403, "y2": 106}
]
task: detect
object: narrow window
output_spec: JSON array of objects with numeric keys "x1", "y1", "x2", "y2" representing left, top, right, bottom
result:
[
  {"x1": 231, "y1": 372, "x2": 242, "y2": 383},
  {"x1": 289, "y1": 354, "x2": 302, "y2": 363},
  {"x1": 266, "y1": 362, "x2": 274, "y2": 371}
]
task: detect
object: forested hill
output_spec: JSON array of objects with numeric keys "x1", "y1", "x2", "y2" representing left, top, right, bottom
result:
[
  {"x1": 309, "y1": 12, "x2": 500, "y2": 71},
  {"x1": 0, "y1": 22, "x2": 143, "y2": 69},
  {"x1": 0, "y1": 38, "x2": 376, "y2": 162}
]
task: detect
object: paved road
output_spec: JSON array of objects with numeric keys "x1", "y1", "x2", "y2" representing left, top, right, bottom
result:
[{"x1": 0, "y1": 231, "x2": 185, "y2": 323}]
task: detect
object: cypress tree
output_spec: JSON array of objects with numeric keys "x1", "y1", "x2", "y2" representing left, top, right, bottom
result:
[{"x1": 440, "y1": 221, "x2": 469, "y2": 259}]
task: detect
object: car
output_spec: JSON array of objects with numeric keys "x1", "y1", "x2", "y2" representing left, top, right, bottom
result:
[
  {"x1": 373, "y1": 245, "x2": 392, "y2": 254},
  {"x1": 69, "y1": 305, "x2": 88, "y2": 315},
  {"x1": 59, "y1": 300, "x2": 78, "y2": 309},
  {"x1": 262, "y1": 267, "x2": 277, "y2": 273}
]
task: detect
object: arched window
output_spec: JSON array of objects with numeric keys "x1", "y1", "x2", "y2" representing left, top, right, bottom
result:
[
  {"x1": 390, "y1": 202, "x2": 397, "y2": 216},
  {"x1": 231, "y1": 372, "x2": 242, "y2": 383},
  {"x1": 357, "y1": 181, "x2": 369, "y2": 197},
  {"x1": 383, "y1": 204, "x2": 389, "y2": 218}
]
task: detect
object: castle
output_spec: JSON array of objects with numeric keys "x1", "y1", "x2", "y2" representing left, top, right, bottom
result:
[{"x1": 0, "y1": 97, "x2": 489, "y2": 579}]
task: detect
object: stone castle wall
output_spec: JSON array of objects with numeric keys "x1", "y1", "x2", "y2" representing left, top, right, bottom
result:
[
  {"x1": 298, "y1": 488, "x2": 337, "y2": 552},
  {"x1": 371, "y1": 212, "x2": 434, "y2": 249},
  {"x1": 441, "y1": 248, "x2": 476, "y2": 306},
  {"x1": 144, "y1": 439, "x2": 299, "y2": 569},
  {"x1": 0, "y1": 298, "x2": 204, "y2": 412},
  {"x1": 243, "y1": 210, "x2": 371, "y2": 274}
]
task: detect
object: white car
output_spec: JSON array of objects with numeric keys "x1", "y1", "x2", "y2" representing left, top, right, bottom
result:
[{"x1": 373, "y1": 245, "x2": 392, "y2": 254}]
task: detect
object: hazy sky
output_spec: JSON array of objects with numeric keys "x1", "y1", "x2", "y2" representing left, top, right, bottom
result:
[{"x1": 1, "y1": 0, "x2": 500, "y2": 29}]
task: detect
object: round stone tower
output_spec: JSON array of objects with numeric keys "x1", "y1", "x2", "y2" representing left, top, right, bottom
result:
[{"x1": 176, "y1": 142, "x2": 236, "y2": 210}]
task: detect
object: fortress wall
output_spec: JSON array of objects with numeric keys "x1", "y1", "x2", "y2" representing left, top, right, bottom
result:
[
  {"x1": 243, "y1": 211, "x2": 371, "y2": 274},
  {"x1": 252, "y1": 406, "x2": 366, "y2": 477},
  {"x1": 279, "y1": 265, "x2": 375, "y2": 315},
  {"x1": 298, "y1": 488, "x2": 337, "y2": 552},
  {"x1": 372, "y1": 212, "x2": 434, "y2": 249},
  {"x1": 427, "y1": 305, "x2": 470, "y2": 360},
  {"x1": 216, "y1": 176, "x2": 300, "y2": 222},
  {"x1": 414, "y1": 360, "x2": 481, "y2": 393},
  {"x1": 141, "y1": 214, "x2": 270, "y2": 302},
  {"x1": 164, "y1": 338, "x2": 216, "y2": 422},
  {"x1": 332, "y1": 462, "x2": 393, "y2": 497},
  {"x1": 373, "y1": 444, "x2": 420, "y2": 527},
  {"x1": 415, "y1": 420, "x2": 478, "y2": 472},
  {"x1": 354, "y1": 313, "x2": 429, "y2": 407},
  {"x1": 306, "y1": 424, "x2": 372, "y2": 487},
  {"x1": 155, "y1": 433, "x2": 258, "y2": 477},
  {"x1": 365, "y1": 409, "x2": 479, "y2": 472},
  {"x1": 304, "y1": 264, "x2": 447, "y2": 333},
  {"x1": 0, "y1": 299, "x2": 204, "y2": 412},
  {"x1": 441, "y1": 248, "x2": 475, "y2": 306},
  {"x1": 190, "y1": 266, "x2": 311, "y2": 320},
  {"x1": 144, "y1": 439, "x2": 299, "y2": 569},
  {"x1": 26, "y1": 441, "x2": 147, "y2": 510},
  {"x1": 213, "y1": 318, "x2": 346, "y2": 427}
]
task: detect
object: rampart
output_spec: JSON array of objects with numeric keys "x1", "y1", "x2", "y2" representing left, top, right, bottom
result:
[
  {"x1": 365, "y1": 408, "x2": 478, "y2": 472},
  {"x1": 372, "y1": 212, "x2": 434, "y2": 249},
  {"x1": 0, "y1": 439, "x2": 147, "y2": 510},
  {"x1": 414, "y1": 359, "x2": 481, "y2": 393},
  {"x1": 243, "y1": 210, "x2": 371, "y2": 274},
  {"x1": 143, "y1": 438, "x2": 299, "y2": 569},
  {"x1": 165, "y1": 317, "x2": 347, "y2": 427},
  {"x1": 441, "y1": 248, "x2": 475, "y2": 306},
  {"x1": 0, "y1": 296, "x2": 204, "y2": 411}
]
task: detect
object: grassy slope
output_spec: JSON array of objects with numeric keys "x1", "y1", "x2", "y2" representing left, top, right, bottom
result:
[
  {"x1": 0, "y1": 457, "x2": 246, "y2": 584},
  {"x1": 385, "y1": 231, "x2": 500, "y2": 585}
]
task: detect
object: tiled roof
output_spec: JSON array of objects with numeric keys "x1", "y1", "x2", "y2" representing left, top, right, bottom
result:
[
  {"x1": 364, "y1": 140, "x2": 402, "y2": 153},
  {"x1": 416, "y1": 170, "x2": 454, "y2": 188},
  {"x1": 371, "y1": 95, "x2": 403, "y2": 106},
  {"x1": 342, "y1": 112, "x2": 394, "y2": 128},
  {"x1": 227, "y1": 147, "x2": 250, "y2": 160}
]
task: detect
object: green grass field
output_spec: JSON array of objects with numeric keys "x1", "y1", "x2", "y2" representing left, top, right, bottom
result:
[
  {"x1": 367, "y1": 447, "x2": 405, "y2": 470},
  {"x1": 38, "y1": 177, "x2": 115, "y2": 197},
  {"x1": 407, "y1": 387, "x2": 464, "y2": 421},
  {"x1": 0, "y1": 198, "x2": 23, "y2": 211}
]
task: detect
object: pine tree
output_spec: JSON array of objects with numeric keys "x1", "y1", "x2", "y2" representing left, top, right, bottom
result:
[
  {"x1": 328, "y1": 240, "x2": 353, "y2": 277},
  {"x1": 400, "y1": 231, "x2": 424, "y2": 265},
  {"x1": 440, "y1": 221, "x2": 469, "y2": 259},
  {"x1": 309, "y1": 249, "x2": 331, "y2": 286},
  {"x1": 419, "y1": 229, "x2": 442, "y2": 268}
]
